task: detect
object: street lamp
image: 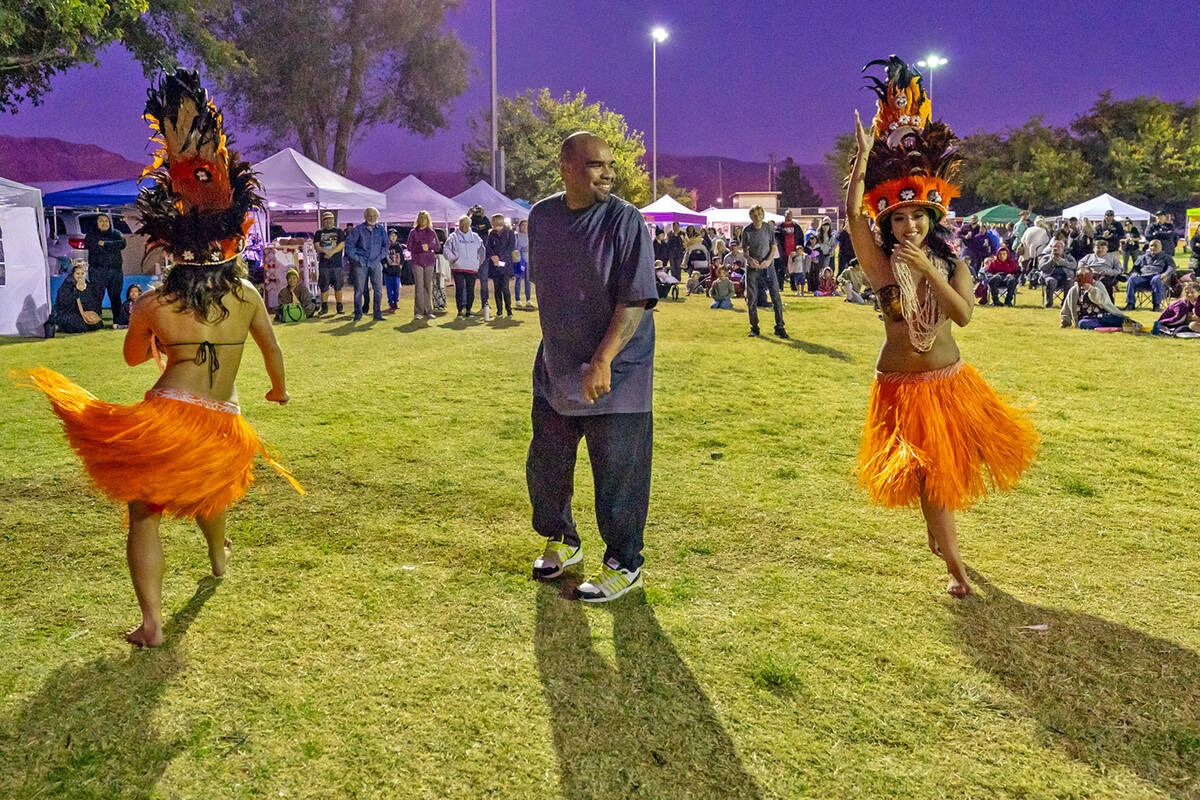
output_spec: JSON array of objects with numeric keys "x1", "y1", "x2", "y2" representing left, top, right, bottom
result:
[
  {"x1": 651, "y1": 26, "x2": 668, "y2": 201},
  {"x1": 916, "y1": 55, "x2": 947, "y2": 103}
]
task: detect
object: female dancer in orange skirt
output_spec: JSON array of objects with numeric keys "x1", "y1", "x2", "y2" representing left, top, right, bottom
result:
[
  {"x1": 845, "y1": 57, "x2": 1038, "y2": 597},
  {"x1": 17, "y1": 70, "x2": 301, "y2": 645}
]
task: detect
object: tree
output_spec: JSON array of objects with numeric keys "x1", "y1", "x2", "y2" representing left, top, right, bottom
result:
[
  {"x1": 0, "y1": 0, "x2": 239, "y2": 111},
  {"x1": 655, "y1": 175, "x2": 694, "y2": 208},
  {"x1": 823, "y1": 133, "x2": 855, "y2": 207},
  {"x1": 777, "y1": 157, "x2": 822, "y2": 208},
  {"x1": 215, "y1": 0, "x2": 469, "y2": 175},
  {"x1": 463, "y1": 88, "x2": 651, "y2": 206}
]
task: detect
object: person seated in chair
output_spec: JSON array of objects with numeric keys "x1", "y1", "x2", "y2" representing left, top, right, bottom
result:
[
  {"x1": 1125, "y1": 239, "x2": 1175, "y2": 311},
  {"x1": 1076, "y1": 238, "x2": 1122, "y2": 301},
  {"x1": 980, "y1": 245, "x2": 1020, "y2": 306},
  {"x1": 1038, "y1": 240, "x2": 1076, "y2": 307},
  {"x1": 52, "y1": 263, "x2": 104, "y2": 333},
  {"x1": 1060, "y1": 266, "x2": 1131, "y2": 330}
]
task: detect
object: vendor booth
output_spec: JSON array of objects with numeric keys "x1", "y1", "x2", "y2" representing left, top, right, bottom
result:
[
  {"x1": 702, "y1": 206, "x2": 784, "y2": 226},
  {"x1": 1060, "y1": 193, "x2": 1151, "y2": 222},
  {"x1": 0, "y1": 177, "x2": 50, "y2": 337},
  {"x1": 452, "y1": 181, "x2": 528, "y2": 220},
  {"x1": 382, "y1": 175, "x2": 467, "y2": 226},
  {"x1": 640, "y1": 195, "x2": 707, "y2": 226},
  {"x1": 971, "y1": 204, "x2": 1024, "y2": 224},
  {"x1": 252, "y1": 148, "x2": 385, "y2": 307}
]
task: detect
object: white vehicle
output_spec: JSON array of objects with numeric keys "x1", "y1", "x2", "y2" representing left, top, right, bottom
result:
[{"x1": 44, "y1": 210, "x2": 133, "y2": 274}]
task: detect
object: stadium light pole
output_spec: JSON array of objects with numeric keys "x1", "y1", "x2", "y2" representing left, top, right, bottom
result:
[
  {"x1": 917, "y1": 55, "x2": 947, "y2": 103},
  {"x1": 651, "y1": 26, "x2": 668, "y2": 201}
]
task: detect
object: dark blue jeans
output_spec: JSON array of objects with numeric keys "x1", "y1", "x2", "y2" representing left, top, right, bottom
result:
[
  {"x1": 1078, "y1": 313, "x2": 1126, "y2": 329},
  {"x1": 527, "y1": 395, "x2": 652, "y2": 571},
  {"x1": 1126, "y1": 274, "x2": 1165, "y2": 309}
]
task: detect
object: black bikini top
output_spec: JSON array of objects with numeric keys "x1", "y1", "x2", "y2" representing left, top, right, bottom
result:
[{"x1": 159, "y1": 340, "x2": 245, "y2": 387}]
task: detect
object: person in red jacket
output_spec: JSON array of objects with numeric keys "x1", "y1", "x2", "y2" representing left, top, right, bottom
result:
[{"x1": 980, "y1": 246, "x2": 1020, "y2": 306}]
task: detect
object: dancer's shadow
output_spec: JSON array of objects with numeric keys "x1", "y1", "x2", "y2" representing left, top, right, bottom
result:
[
  {"x1": 0, "y1": 580, "x2": 219, "y2": 799},
  {"x1": 953, "y1": 572, "x2": 1200, "y2": 799},
  {"x1": 534, "y1": 583, "x2": 763, "y2": 799},
  {"x1": 758, "y1": 335, "x2": 851, "y2": 362}
]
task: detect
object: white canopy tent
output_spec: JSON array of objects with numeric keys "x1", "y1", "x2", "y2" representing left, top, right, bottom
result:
[
  {"x1": 0, "y1": 176, "x2": 50, "y2": 337},
  {"x1": 382, "y1": 175, "x2": 468, "y2": 225},
  {"x1": 1060, "y1": 193, "x2": 1152, "y2": 222},
  {"x1": 253, "y1": 148, "x2": 386, "y2": 211},
  {"x1": 453, "y1": 180, "x2": 528, "y2": 220},
  {"x1": 639, "y1": 194, "x2": 707, "y2": 226},
  {"x1": 702, "y1": 206, "x2": 784, "y2": 225}
]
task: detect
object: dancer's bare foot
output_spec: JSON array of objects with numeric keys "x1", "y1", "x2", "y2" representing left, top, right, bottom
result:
[
  {"x1": 125, "y1": 621, "x2": 164, "y2": 647},
  {"x1": 211, "y1": 538, "x2": 232, "y2": 577},
  {"x1": 946, "y1": 570, "x2": 974, "y2": 598}
]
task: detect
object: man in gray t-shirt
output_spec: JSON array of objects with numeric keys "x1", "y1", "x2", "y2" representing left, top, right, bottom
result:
[
  {"x1": 738, "y1": 206, "x2": 789, "y2": 338},
  {"x1": 527, "y1": 131, "x2": 658, "y2": 603}
]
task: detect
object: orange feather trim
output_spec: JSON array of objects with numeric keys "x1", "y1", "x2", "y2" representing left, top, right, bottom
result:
[
  {"x1": 856, "y1": 361, "x2": 1038, "y2": 511},
  {"x1": 15, "y1": 368, "x2": 303, "y2": 519}
]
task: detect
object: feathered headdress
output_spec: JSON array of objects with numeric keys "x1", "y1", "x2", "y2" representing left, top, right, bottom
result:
[
  {"x1": 137, "y1": 69, "x2": 261, "y2": 266},
  {"x1": 859, "y1": 55, "x2": 960, "y2": 223}
]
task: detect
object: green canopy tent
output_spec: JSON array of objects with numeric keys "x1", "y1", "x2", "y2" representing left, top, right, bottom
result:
[{"x1": 972, "y1": 204, "x2": 1025, "y2": 224}]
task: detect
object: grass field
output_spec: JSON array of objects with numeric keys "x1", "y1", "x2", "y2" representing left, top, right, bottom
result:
[{"x1": 1, "y1": 284, "x2": 1198, "y2": 799}]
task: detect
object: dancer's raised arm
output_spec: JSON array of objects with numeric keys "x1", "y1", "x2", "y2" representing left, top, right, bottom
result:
[{"x1": 846, "y1": 110, "x2": 886, "y2": 286}]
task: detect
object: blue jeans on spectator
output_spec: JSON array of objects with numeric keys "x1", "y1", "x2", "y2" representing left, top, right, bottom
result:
[
  {"x1": 1078, "y1": 313, "x2": 1126, "y2": 329},
  {"x1": 353, "y1": 260, "x2": 383, "y2": 320},
  {"x1": 988, "y1": 273, "x2": 1018, "y2": 306},
  {"x1": 527, "y1": 395, "x2": 651, "y2": 572},
  {"x1": 1125, "y1": 274, "x2": 1165, "y2": 309},
  {"x1": 385, "y1": 274, "x2": 401, "y2": 308},
  {"x1": 710, "y1": 299, "x2": 733, "y2": 309},
  {"x1": 514, "y1": 267, "x2": 532, "y2": 302}
]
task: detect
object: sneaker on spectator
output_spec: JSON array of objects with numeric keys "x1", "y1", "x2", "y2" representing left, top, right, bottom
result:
[
  {"x1": 575, "y1": 558, "x2": 642, "y2": 603},
  {"x1": 533, "y1": 540, "x2": 582, "y2": 581}
]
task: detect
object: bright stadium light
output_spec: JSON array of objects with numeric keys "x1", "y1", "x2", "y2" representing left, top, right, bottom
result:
[
  {"x1": 917, "y1": 55, "x2": 948, "y2": 101},
  {"x1": 650, "y1": 27, "x2": 669, "y2": 199}
]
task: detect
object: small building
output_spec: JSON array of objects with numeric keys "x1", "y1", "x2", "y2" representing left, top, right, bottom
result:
[{"x1": 730, "y1": 191, "x2": 781, "y2": 213}]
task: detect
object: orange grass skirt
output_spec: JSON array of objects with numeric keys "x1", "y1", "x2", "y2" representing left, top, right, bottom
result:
[
  {"x1": 857, "y1": 360, "x2": 1038, "y2": 511},
  {"x1": 16, "y1": 367, "x2": 303, "y2": 519}
]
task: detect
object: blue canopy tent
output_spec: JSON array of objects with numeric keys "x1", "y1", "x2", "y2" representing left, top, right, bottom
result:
[{"x1": 42, "y1": 178, "x2": 151, "y2": 208}]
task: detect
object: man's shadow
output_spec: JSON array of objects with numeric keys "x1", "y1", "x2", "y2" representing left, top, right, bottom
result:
[
  {"x1": 534, "y1": 582, "x2": 762, "y2": 799},
  {"x1": 0, "y1": 580, "x2": 218, "y2": 799},
  {"x1": 953, "y1": 572, "x2": 1200, "y2": 799}
]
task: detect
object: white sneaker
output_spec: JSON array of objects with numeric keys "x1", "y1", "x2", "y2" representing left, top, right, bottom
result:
[
  {"x1": 575, "y1": 558, "x2": 643, "y2": 603},
  {"x1": 426, "y1": 314, "x2": 438, "y2": 320},
  {"x1": 483, "y1": 304, "x2": 492, "y2": 321}
]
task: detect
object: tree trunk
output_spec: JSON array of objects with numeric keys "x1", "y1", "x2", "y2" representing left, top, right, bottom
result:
[{"x1": 331, "y1": 0, "x2": 369, "y2": 176}]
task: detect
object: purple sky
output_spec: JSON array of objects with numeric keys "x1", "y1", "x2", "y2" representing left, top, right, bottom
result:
[{"x1": 2, "y1": 0, "x2": 1196, "y2": 174}]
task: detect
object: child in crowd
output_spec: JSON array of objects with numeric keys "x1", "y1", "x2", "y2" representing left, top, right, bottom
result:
[
  {"x1": 1152, "y1": 281, "x2": 1200, "y2": 337},
  {"x1": 787, "y1": 248, "x2": 808, "y2": 295},
  {"x1": 708, "y1": 267, "x2": 734, "y2": 309},
  {"x1": 654, "y1": 259, "x2": 679, "y2": 300},
  {"x1": 686, "y1": 270, "x2": 704, "y2": 295},
  {"x1": 813, "y1": 266, "x2": 840, "y2": 296},
  {"x1": 122, "y1": 284, "x2": 143, "y2": 324}
]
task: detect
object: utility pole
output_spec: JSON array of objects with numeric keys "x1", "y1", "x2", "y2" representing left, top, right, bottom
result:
[
  {"x1": 767, "y1": 153, "x2": 775, "y2": 191},
  {"x1": 490, "y1": 0, "x2": 498, "y2": 188},
  {"x1": 717, "y1": 160, "x2": 724, "y2": 204}
]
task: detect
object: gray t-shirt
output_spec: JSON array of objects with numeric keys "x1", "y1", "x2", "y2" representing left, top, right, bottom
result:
[
  {"x1": 740, "y1": 222, "x2": 775, "y2": 264},
  {"x1": 528, "y1": 193, "x2": 658, "y2": 416}
]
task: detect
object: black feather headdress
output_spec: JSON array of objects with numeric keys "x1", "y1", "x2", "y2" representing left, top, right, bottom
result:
[{"x1": 137, "y1": 69, "x2": 261, "y2": 266}]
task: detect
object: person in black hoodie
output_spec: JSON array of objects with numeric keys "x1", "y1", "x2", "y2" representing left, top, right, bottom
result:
[
  {"x1": 52, "y1": 264, "x2": 103, "y2": 333},
  {"x1": 83, "y1": 215, "x2": 127, "y2": 326}
]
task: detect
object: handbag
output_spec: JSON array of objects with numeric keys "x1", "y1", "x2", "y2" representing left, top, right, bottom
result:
[{"x1": 279, "y1": 302, "x2": 305, "y2": 323}]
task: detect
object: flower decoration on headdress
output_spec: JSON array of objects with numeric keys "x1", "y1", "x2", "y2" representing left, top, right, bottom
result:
[
  {"x1": 137, "y1": 69, "x2": 261, "y2": 266},
  {"x1": 857, "y1": 55, "x2": 961, "y2": 223}
]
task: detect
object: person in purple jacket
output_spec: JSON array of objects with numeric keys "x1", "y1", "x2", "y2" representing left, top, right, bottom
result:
[{"x1": 405, "y1": 211, "x2": 441, "y2": 320}]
